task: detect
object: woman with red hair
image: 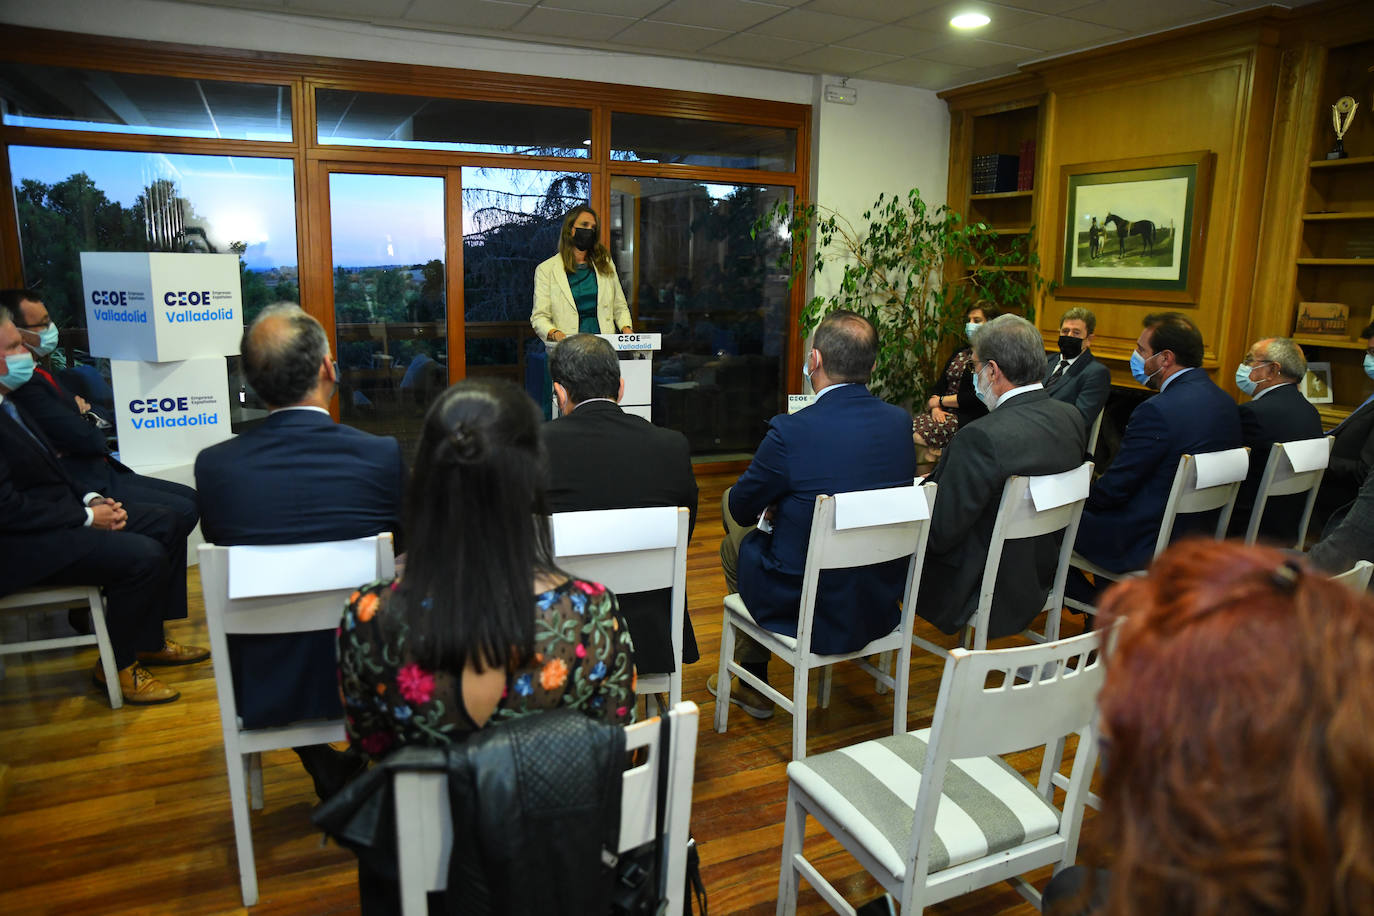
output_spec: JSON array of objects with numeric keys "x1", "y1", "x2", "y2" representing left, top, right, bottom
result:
[{"x1": 1051, "y1": 539, "x2": 1374, "y2": 915}]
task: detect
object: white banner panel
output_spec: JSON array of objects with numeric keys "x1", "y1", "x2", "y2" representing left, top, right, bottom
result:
[
  {"x1": 82, "y1": 252, "x2": 243, "y2": 361},
  {"x1": 111, "y1": 356, "x2": 232, "y2": 467},
  {"x1": 620, "y1": 358, "x2": 652, "y2": 408}
]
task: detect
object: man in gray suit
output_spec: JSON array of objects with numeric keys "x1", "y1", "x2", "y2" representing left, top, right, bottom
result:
[
  {"x1": 1044, "y1": 306, "x2": 1111, "y2": 427},
  {"x1": 916, "y1": 314, "x2": 1087, "y2": 636}
]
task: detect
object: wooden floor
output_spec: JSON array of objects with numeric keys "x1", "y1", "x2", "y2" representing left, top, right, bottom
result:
[{"x1": 0, "y1": 469, "x2": 1096, "y2": 915}]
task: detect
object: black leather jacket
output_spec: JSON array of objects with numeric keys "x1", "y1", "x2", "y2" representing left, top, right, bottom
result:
[{"x1": 314, "y1": 709, "x2": 628, "y2": 915}]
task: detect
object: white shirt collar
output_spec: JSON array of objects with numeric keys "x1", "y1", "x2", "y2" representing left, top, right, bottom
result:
[
  {"x1": 1158, "y1": 366, "x2": 1195, "y2": 392},
  {"x1": 994, "y1": 382, "x2": 1043, "y2": 408},
  {"x1": 1251, "y1": 380, "x2": 1294, "y2": 401},
  {"x1": 269, "y1": 405, "x2": 331, "y2": 416}
]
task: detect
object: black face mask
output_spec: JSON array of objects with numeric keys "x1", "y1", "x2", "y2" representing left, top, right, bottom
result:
[
  {"x1": 571, "y1": 226, "x2": 597, "y2": 252},
  {"x1": 1058, "y1": 335, "x2": 1084, "y2": 359}
]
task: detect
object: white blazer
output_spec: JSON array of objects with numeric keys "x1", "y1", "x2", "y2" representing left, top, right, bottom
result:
[{"x1": 531, "y1": 252, "x2": 632, "y2": 342}]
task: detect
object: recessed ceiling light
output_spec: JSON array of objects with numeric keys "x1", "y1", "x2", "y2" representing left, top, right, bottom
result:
[{"x1": 950, "y1": 12, "x2": 991, "y2": 29}]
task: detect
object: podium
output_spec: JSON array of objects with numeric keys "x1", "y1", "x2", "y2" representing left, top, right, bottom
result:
[
  {"x1": 596, "y1": 333, "x2": 660, "y2": 421},
  {"x1": 81, "y1": 252, "x2": 243, "y2": 563}
]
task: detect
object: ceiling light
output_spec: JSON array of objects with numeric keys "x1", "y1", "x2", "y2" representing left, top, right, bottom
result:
[{"x1": 950, "y1": 12, "x2": 990, "y2": 29}]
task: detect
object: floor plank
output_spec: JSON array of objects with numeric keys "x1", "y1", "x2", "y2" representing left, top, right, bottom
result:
[{"x1": 0, "y1": 468, "x2": 1095, "y2": 914}]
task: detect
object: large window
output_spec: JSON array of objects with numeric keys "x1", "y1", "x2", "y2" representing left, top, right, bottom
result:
[
  {"x1": 8, "y1": 145, "x2": 299, "y2": 429},
  {"x1": 611, "y1": 178, "x2": 793, "y2": 454},
  {"x1": 2, "y1": 36, "x2": 809, "y2": 458}
]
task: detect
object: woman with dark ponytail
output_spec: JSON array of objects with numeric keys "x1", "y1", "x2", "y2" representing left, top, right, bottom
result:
[{"x1": 337, "y1": 378, "x2": 636, "y2": 760}]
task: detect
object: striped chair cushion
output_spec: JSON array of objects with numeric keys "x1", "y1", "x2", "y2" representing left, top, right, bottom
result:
[{"x1": 786, "y1": 729, "x2": 1060, "y2": 879}]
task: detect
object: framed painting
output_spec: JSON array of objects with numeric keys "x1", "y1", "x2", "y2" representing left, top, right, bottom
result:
[{"x1": 1055, "y1": 151, "x2": 1214, "y2": 304}]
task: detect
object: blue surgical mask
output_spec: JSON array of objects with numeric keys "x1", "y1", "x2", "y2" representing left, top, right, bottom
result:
[
  {"x1": 802, "y1": 351, "x2": 812, "y2": 385},
  {"x1": 31, "y1": 324, "x2": 58, "y2": 357},
  {"x1": 965, "y1": 321, "x2": 980, "y2": 342},
  {"x1": 1235, "y1": 363, "x2": 1257, "y2": 396},
  {"x1": 972, "y1": 362, "x2": 998, "y2": 410},
  {"x1": 1130, "y1": 350, "x2": 1161, "y2": 387},
  {"x1": 1365, "y1": 353, "x2": 1374, "y2": 381},
  {"x1": 0, "y1": 351, "x2": 35, "y2": 391}
]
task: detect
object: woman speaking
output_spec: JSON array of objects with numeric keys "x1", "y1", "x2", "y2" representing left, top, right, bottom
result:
[{"x1": 532, "y1": 204, "x2": 633, "y2": 342}]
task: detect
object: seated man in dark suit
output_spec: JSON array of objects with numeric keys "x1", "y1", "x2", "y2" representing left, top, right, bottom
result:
[
  {"x1": 1072, "y1": 312, "x2": 1242, "y2": 584},
  {"x1": 917, "y1": 314, "x2": 1087, "y2": 636},
  {"x1": 543, "y1": 334, "x2": 699, "y2": 676},
  {"x1": 0, "y1": 306, "x2": 204, "y2": 704},
  {"x1": 715, "y1": 310, "x2": 916, "y2": 718},
  {"x1": 1230, "y1": 336, "x2": 1323, "y2": 542},
  {"x1": 1044, "y1": 306, "x2": 1111, "y2": 428},
  {"x1": 1, "y1": 288, "x2": 200, "y2": 630},
  {"x1": 1309, "y1": 468, "x2": 1374, "y2": 577},
  {"x1": 195, "y1": 304, "x2": 405, "y2": 799},
  {"x1": 1314, "y1": 320, "x2": 1374, "y2": 529}
]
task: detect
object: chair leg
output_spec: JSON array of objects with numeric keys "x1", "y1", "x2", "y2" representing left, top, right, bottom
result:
[
  {"x1": 89, "y1": 596, "x2": 123, "y2": 710},
  {"x1": 792, "y1": 663, "x2": 810, "y2": 760},
  {"x1": 248, "y1": 753, "x2": 264, "y2": 811},
  {"x1": 227, "y1": 751, "x2": 260, "y2": 906},
  {"x1": 873, "y1": 651, "x2": 891, "y2": 695},
  {"x1": 818, "y1": 666, "x2": 833, "y2": 709},
  {"x1": 775, "y1": 786, "x2": 807, "y2": 916},
  {"x1": 714, "y1": 616, "x2": 736, "y2": 734},
  {"x1": 892, "y1": 642, "x2": 912, "y2": 736}
]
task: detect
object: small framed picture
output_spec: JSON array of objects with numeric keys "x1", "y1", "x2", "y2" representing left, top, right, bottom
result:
[{"x1": 1301, "y1": 362, "x2": 1334, "y2": 404}]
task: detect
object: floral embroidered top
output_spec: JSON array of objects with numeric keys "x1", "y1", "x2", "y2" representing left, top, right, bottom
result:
[{"x1": 338, "y1": 576, "x2": 637, "y2": 760}]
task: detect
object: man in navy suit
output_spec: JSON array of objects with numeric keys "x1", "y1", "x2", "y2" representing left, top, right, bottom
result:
[
  {"x1": 1230, "y1": 336, "x2": 1323, "y2": 543},
  {"x1": 196, "y1": 304, "x2": 405, "y2": 798},
  {"x1": 715, "y1": 310, "x2": 915, "y2": 717},
  {"x1": 1314, "y1": 321, "x2": 1374, "y2": 530},
  {"x1": 1072, "y1": 312, "x2": 1242, "y2": 580},
  {"x1": 1044, "y1": 306, "x2": 1111, "y2": 428},
  {"x1": 919, "y1": 315, "x2": 1087, "y2": 636},
  {"x1": 0, "y1": 306, "x2": 199, "y2": 704},
  {"x1": 1, "y1": 288, "x2": 200, "y2": 626}
]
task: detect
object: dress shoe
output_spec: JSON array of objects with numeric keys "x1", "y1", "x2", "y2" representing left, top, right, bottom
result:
[
  {"x1": 295, "y1": 744, "x2": 369, "y2": 802},
  {"x1": 706, "y1": 673, "x2": 774, "y2": 720},
  {"x1": 93, "y1": 662, "x2": 180, "y2": 705},
  {"x1": 137, "y1": 638, "x2": 210, "y2": 666}
]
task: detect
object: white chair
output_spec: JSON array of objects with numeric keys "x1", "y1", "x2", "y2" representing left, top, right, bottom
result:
[
  {"x1": 198, "y1": 533, "x2": 395, "y2": 907},
  {"x1": 1330, "y1": 559, "x2": 1374, "y2": 591},
  {"x1": 1066, "y1": 447, "x2": 1250, "y2": 615},
  {"x1": 394, "y1": 700, "x2": 701, "y2": 916},
  {"x1": 1243, "y1": 437, "x2": 1332, "y2": 548},
  {"x1": 1086, "y1": 409, "x2": 1104, "y2": 457},
  {"x1": 552, "y1": 506, "x2": 690, "y2": 709},
  {"x1": 913, "y1": 463, "x2": 1093, "y2": 661},
  {"x1": 777, "y1": 629, "x2": 1107, "y2": 916},
  {"x1": 716, "y1": 484, "x2": 937, "y2": 760},
  {"x1": 0, "y1": 585, "x2": 122, "y2": 708}
]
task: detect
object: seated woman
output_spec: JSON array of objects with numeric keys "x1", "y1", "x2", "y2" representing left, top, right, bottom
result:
[
  {"x1": 1051, "y1": 539, "x2": 1374, "y2": 914},
  {"x1": 911, "y1": 303, "x2": 1001, "y2": 463},
  {"x1": 338, "y1": 378, "x2": 636, "y2": 761}
]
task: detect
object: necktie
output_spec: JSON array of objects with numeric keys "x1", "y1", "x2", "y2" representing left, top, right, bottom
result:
[
  {"x1": 1047, "y1": 359, "x2": 1069, "y2": 387},
  {"x1": 2, "y1": 399, "x2": 52, "y2": 454}
]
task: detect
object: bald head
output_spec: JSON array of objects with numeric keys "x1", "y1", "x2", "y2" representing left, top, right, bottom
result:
[{"x1": 241, "y1": 304, "x2": 333, "y2": 409}]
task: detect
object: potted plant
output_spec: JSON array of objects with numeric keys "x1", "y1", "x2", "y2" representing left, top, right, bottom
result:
[{"x1": 755, "y1": 188, "x2": 1053, "y2": 408}]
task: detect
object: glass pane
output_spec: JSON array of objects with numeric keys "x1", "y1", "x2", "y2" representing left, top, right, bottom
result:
[
  {"x1": 611, "y1": 113, "x2": 796, "y2": 171},
  {"x1": 460, "y1": 167, "x2": 590, "y2": 414},
  {"x1": 8, "y1": 145, "x2": 298, "y2": 431},
  {"x1": 0, "y1": 64, "x2": 292, "y2": 141},
  {"x1": 330, "y1": 173, "x2": 448, "y2": 456},
  {"x1": 317, "y1": 89, "x2": 589, "y2": 157},
  {"x1": 611, "y1": 178, "x2": 794, "y2": 457}
]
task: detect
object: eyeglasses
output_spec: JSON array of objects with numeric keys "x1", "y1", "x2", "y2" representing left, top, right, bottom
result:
[{"x1": 1241, "y1": 354, "x2": 1274, "y2": 367}]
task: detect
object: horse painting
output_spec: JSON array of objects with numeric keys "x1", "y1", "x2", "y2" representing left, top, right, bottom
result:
[{"x1": 1103, "y1": 212, "x2": 1156, "y2": 258}]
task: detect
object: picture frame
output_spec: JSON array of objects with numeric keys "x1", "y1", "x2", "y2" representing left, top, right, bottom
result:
[
  {"x1": 1056, "y1": 151, "x2": 1214, "y2": 304},
  {"x1": 1301, "y1": 362, "x2": 1334, "y2": 405}
]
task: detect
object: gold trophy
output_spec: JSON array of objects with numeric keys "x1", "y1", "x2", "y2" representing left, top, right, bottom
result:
[{"x1": 1328, "y1": 96, "x2": 1357, "y2": 160}]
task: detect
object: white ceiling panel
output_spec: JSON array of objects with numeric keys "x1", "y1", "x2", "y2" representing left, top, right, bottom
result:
[
  {"x1": 988, "y1": 0, "x2": 1100, "y2": 13},
  {"x1": 508, "y1": 4, "x2": 638, "y2": 40},
  {"x1": 859, "y1": 57, "x2": 975, "y2": 89},
  {"x1": 800, "y1": 0, "x2": 948, "y2": 23},
  {"x1": 285, "y1": 0, "x2": 412, "y2": 15},
  {"x1": 705, "y1": 30, "x2": 820, "y2": 61},
  {"x1": 405, "y1": 0, "x2": 532, "y2": 30},
  {"x1": 539, "y1": 0, "x2": 667, "y2": 16},
  {"x1": 784, "y1": 45, "x2": 902, "y2": 73},
  {"x1": 839, "y1": 24, "x2": 948, "y2": 56},
  {"x1": 919, "y1": 37, "x2": 1038, "y2": 68},
  {"x1": 898, "y1": 1, "x2": 1044, "y2": 34},
  {"x1": 985, "y1": 13, "x2": 1126, "y2": 51},
  {"x1": 1065, "y1": 0, "x2": 1233, "y2": 32},
  {"x1": 649, "y1": 0, "x2": 788, "y2": 32},
  {"x1": 748, "y1": 8, "x2": 877, "y2": 43},
  {"x1": 614, "y1": 19, "x2": 733, "y2": 52}
]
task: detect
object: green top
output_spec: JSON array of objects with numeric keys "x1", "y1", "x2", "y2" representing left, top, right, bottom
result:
[{"x1": 568, "y1": 264, "x2": 600, "y2": 334}]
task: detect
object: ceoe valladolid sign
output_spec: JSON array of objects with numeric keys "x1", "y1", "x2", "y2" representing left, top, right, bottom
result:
[
  {"x1": 81, "y1": 252, "x2": 242, "y2": 361},
  {"x1": 111, "y1": 357, "x2": 232, "y2": 467}
]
